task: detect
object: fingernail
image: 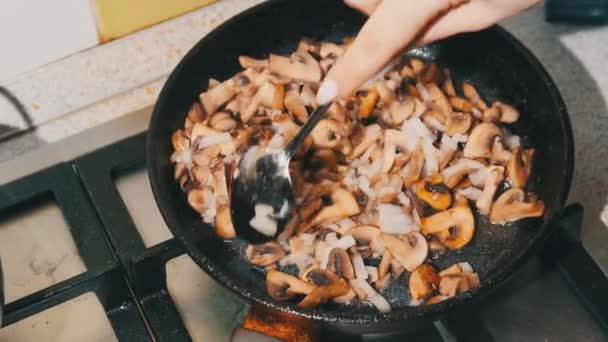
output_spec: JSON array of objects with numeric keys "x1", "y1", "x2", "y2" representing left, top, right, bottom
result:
[{"x1": 316, "y1": 79, "x2": 337, "y2": 105}]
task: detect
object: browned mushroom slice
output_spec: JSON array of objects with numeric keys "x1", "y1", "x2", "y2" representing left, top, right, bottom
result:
[
  {"x1": 422, "y1": 63, "x2": 443, "y2": 84},
  {"x1": 507, "y1": 147, "x2": 534, "y2": 188},
  {"x1": 389, "y1": 96, "x2": 416, "y2": 126},
  {"x1": 199, "y1": 79, "x2": 237, "y2": 116},
  {"x1": 491, "y1": 136, "x2": 513, "y2": 164},
  {"x1": 266, "y1": 270, "x2": 317, "y2": 301},
  {"x1": 268, "y1": 52, "x2": 322, "y2": 83},
  {"x1": 463, "y1": 122, "x2": 502, "y2": 159},
  {"x1": 438, "y1": 262, "x2": 472, "y2": 277},
  {"x1": 426, "y1": 83, "x2": 452, "y2": 117},
  {"x1": 187, "y1": 102, "x2": 205, "y2": 123},
  {"x1": 442, "y1": 72, "x2": 456, "y2": 97},
  {"x1": 327, "y1": 248, "x2": 355, "y2": 279},
  {"x1": 209, "y1": 112, "x2": 238, "y2": 132},
  {"x1": 309, "y1": 188, "x2": 361, "y2": 227},
  {"x1": 439, "y1": 275, "x2": 471, "y2": 297},
  {"x1": 246, "y1": 241, "x2": 286, "y2": 266},
  {"x1": 409, "y1": 58, "x2": 426, "y2": 75},
  {"x1": 357, "y1": 89, "x2": 380, "y2": 119},
  {"x1": 191, "y1": 165, "x2": 214, "y2": 187},
  {"x1": 381, "y1": 232, "x2": 428, "y2": 272},
  {"x1": 238, "y1": 55, "x2": 268, "y2": 69},
  {"x1": 426, "y1": 295, "x2": 449, "y2": 304},
  {"x1": 462, "y1": 81, "x2": 488, "y2": 111},
  {"x1": 490, "y1": 188, "x2": 545, "y2": 224},
  {"x1": 378, "y1": 250, "x2": 393, "y2": 280},
  {"x1": 310, "y1": 119, "x2": 343, "y2": 149},
  {"x1": 450, "y1": 96, "x2": 474, "y2": 113},
  {"x1": 445, "y1": 112, "x2": 472, "y2": 136},
  {"x1": 409, "y1": 264, "x2": 441, "y2": 300},
  {"x1": 476, "y1": 166, "x2": 504, "y2": 215},
  {"x1": 284, "y1": 85, "x2": 308, "y2": 124},
  {"x1": 187, "y1": 189, "x2": 208, "y2": 214},
  {"x1": 171, "y1": 129, "x2": 190, "y2": 152},
  {"x1": 349, "y1": 225, "x2": 382, "y2": 244},
  {"x1": 298, "y1": 270, "x2": 350, "y2": 309},
  {"x1": 414, "y1": 175, "x2": 452, "y2": 210},
  {"x1": 421, "y1": 202, "x2": 475, "y2": 249},
  {"x1": 351, "y1": 124, "x2": 382, "y2": 159},
  {"x1": 400, "y1": 65, "x2": 416, "y2": 79},
  {"x1": 216, "y1": 206, "x2": 236, "y2": 239},
  {"x1": 483, "y1": 101, "x2": 520, "y2": 123},
  {"x1": 190, "y1": 122, "x2": 221, "y2": 142}
]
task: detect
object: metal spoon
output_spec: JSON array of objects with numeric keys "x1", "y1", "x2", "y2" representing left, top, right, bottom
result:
[{"x1": 231, "y1": 103, "x2": 331, "y2": 243}]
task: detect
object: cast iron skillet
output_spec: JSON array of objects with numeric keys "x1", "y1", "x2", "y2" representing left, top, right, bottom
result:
[{"x1": 147, "y1": 0, "x2": 574, "y2": 333}]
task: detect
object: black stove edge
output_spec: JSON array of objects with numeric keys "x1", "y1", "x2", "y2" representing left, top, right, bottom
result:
[{"x1": 540, "y1": 204, "x2": 608, "y2": 334}]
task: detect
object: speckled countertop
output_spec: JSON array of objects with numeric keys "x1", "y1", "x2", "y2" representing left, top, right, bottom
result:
[{"x1": 0, "y1": 2, "x2": 607, "y2": 269}]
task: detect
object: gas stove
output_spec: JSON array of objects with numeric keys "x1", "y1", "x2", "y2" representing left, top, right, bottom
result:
[{"x1": 0, "y1": 107, "x2": 606, "y2": 341}]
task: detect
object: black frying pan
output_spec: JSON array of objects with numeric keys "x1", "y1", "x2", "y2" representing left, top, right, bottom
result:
[{"x1": 147, "y1": 0, "x2": 574, "y2": 334}]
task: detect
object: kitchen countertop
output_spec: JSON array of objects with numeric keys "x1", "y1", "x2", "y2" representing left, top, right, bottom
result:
[{"x1": 0, "y1": 3, "x2": 607, "y2": 271}]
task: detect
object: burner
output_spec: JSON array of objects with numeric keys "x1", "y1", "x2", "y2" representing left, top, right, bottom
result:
[{"x1": 0, "y1": 132, "x2": 607, "y2": 341}]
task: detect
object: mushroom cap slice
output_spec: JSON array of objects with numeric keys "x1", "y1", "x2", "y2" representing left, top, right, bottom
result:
[
  {"x1": 310, "y1": 188, "x2": 361, "y2": 227},
  {"x1": 349, "y1": 225, "x2": 382, "y2": 244},
  {"x1": 414, "y1": 175, "x2": 452, "y2": 210},
  {"x1": 246, "y1": 241, "x2": 286, "y2": 266},
  {"x1": 266, "y1": 270, "x2": 317, "y2": 301},
  {"x1": 381, "y1": 232, "x2": 429, "y2": 272},
  {"x1": 426, "y1": 83, "x2": 452, "y2": 117},
  {"x1": 463, "y1": 123, "x2": 502, "y2": 159},
  {"x1": 310, "y1": 119, "x2": 343, "y2": 149},
  {"x1": 268, "y1": 53, "x2": 322, "y2": 83},
  {"x1": 409, "y1": 264, "x2": 441, "y2": 300},
  {"x1": 199, "y1": 79, "x2": 237, "y2": 116},
  {"x1": 298, "y1": 270, "x2": 350, "y2": 308},
  {"x1": 421, "y1": 202, "x2": 475, "y2": 250},
  {"x1": 462, "y1": 81, "x2": 488, "y2": 111},
  {"x1": 490, "y1": 188, "x2": 545, "y2": 224},
  {"x1": 350, "y1": 124, "x2": 382, "y2": 160},
  {"x1": 327, "y1": 248, "x2": 356, "y2": 280},
  {"x1": 507, "y1": 147, "x2": 534, "y2": 188},
  {"x1": 475, "y1": 166, "x2": 504, "y2": 215},
  {"x1": 445, "y1": 112, "x2": 472, "y2": 136},
  {"x1": 357, "y1": 89, "x2": 380, "y2": 119},
  {"x1": 216, "y1": 204, "x2": 236, "y2": 239},
  {"x1": 439, "y1": 275, "x2": 471, "y2": 297}
]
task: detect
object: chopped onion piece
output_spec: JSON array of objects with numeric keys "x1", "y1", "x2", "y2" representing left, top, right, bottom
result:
[
  {"x1": 378, "y1": 204, "x2": 416, "y2": 235},
  {"x1": 198, "y1": 132, "x2": 232, "y2": 149}
]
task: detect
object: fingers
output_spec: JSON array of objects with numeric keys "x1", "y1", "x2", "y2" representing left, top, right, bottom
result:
[
  {"x1": 318, "y1": 0, "x2": 467, "y2": 103},
  {"x1": 344, "y1": 0, "x2": 382, "y2": 16},
  {"x1": 418, "y1": 0, "x2": 543, "y2": 45}
]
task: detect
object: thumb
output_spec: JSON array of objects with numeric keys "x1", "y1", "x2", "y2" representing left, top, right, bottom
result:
[{"x1": 317, "y1": 0, "x2": 468, "y2": 104}]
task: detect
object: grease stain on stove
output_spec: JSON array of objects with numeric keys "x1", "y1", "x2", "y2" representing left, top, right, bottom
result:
[
  {"x1": 0, "y1": 201, "x2": 86, "y2": 303},
  {"x1": 0, "y1": 292, "x2": 118, "y2": 341},
  {"x1": 166, "y1": 254, "x2": 249, "y2": 341}
]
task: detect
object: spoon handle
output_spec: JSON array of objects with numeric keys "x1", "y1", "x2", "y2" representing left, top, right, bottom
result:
[{"x1": 285, "y1": 103, "x2": 331, "y2": 158}]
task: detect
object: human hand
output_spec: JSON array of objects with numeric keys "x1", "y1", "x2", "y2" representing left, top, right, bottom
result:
[{"x1": 316, "y1": 0, "x2": 543, "y2": 104}]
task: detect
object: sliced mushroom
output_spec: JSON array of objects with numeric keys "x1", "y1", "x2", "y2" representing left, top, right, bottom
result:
[
  {"x1": 187, "y1": 189, "x2": 208, "y2": 214},
  {"x1": 216, "y1": 204, "x2": 236, "y2": 239},
  {"x1": 191, "y1": 165, "x2": 214, "y2": 187},
  {"x1": 309, "y1": 188, "x2": 361, "y2": 227},
  {"x1": 246, "y1": 241, "x2": 286, "y2": 266},
  {"x1": 388, "y1": 96, "x2": 416, "y2": 126},
  {"x1": 327, "y1": 248, "x2": 355, "y2": 279},
  {"x1": 209, "y1": 111, "x2": 238, "y2": 132},
  {"x1": 298, "y1": 270, "x2": 350, "y2": 308},
  {"x1": 490, "y1": 188, "x2": 545, "y2": 224},
  {"x1": 421, "y1": 202, "x2": 475, "y2": 249},
  {"x1": 414, "y1": 175, "x2": 452, "y2": 210},
  {"x1": 449, "y1": 96, "x2": 474, "y2": 113},
  {"x1": 172, "y1": 129, "x2": 190, "y2": 152},
  {"x1": 426, "y1": 295, "x2": 449, "y2": 304},
  {"x1": 268, "y1": 52, "x2": 322, "y2": 83},
  {"x1": 381, "y1": 232, "x2": 428, "y2": 272},
  {"x1": 311, "y1": 119, "x2": 343, "y2": 149},
  {"x1": 463, "y1": 123, "x2": 502, "y2": 159},
  {"x1": 441, "y1": 158, "x2": 482, "y2": 188},
  {"x1": 266, "y1": 270, "x2": 317, "y2": 301},
  {"x1": 357, "y1": 89, "x2": 380, "y2": 119},
  {"x1": 378, "y1": 250, "x2": 393, "y2": 280},
  {"x1": 409, "y1": 264, "x2": 441, "y2": 300},
  {"x1": 462, "y1": 81, "x2": 488, "y2": 111},
  {"x1": 409, "y1": 58, "x2": 426, "y2": 75},
  {"x1": 349, "y1": 225, "x2": 382, "y2": 244},
  {"x1": 483, "y1": 101, "x2": 520, "y2": 123},
  {"x1": 402, "y1": 143, "x2": 425, "y2": 186},
  {"x1": 443, "y1": 76, "x2": 456, "y2": 97},
  {"x1": 476, "y1": 166, "x2": 504, "y2": 215},
  {"x1": 284, "y1": 85, "x2": 308, "y2": 124},
  {"x1": 187, "y1": 102, "x2": 205, "y2": 123},
  {"x1": 445, "y1": 112, "x2": 472, "y2": 137},
  {"x1": 507, "y1": 147, "x2": 534, "y2": 188},
  {"x1": 439, "y1": 262, "x2": 472, "y2": 277},
  {"x1": 375, "y1": 273, "x2": 392, "y2": 292},
  {"x1": 238, "y1": 55, "x2": 268, "y2": 69},
  {"x1": 191, "y1": 122, "x2": 220, "y2": 143},
  {"x1": 400, "y1": 65, "x2": 416, "y2": 79},
  {"x1": 422, "y1": 63, "x2": 443, "y2": 84},
  {"x1": 351, "y1": 124, "x2": 382, "y2": 159},
  {"x1": 491, "y1": 136, "x2": 513, "y2": 164},
  {"x1": 199, "y1": 79, "x2": 237, "y2": 116},
  {"x1": 382, "y1": 129, "x2": 409, "y2": 173},
  {"x1": 439, "y1": 275, "x2": 471, "y2": 297},
  {"x1": 426, "y1": 83, "x2": 452, "y2": 117}
]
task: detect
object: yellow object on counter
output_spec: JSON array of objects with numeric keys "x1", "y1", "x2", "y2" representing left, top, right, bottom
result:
[{"x1": 93, "y1": 0, "x2": 220, "y2": 42}]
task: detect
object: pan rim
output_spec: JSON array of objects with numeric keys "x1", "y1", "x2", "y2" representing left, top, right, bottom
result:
[{"x1": 147, "y1": 0, "x2": 574, "y2": 326}]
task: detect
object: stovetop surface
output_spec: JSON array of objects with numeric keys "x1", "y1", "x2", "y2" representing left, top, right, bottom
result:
[{"x1": 0, "y1": 108, "x2": 606, "y2": 342}]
